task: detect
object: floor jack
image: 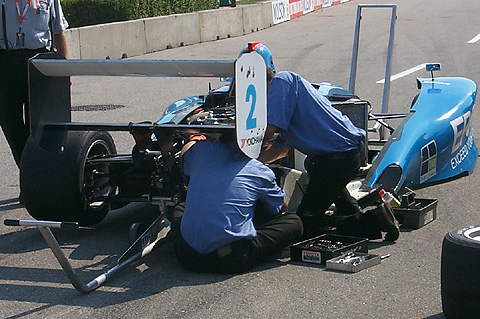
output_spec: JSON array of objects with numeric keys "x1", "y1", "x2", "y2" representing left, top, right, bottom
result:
[{"x1": 4, "y1": 210, "x2": 170, "y2": 293}]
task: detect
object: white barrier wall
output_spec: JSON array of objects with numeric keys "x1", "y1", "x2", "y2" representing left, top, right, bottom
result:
[
  {"x1": 65, "y1": 0, "x2": 353, "y2": 59},
  {"x1": 78, "y1": 20, "x2": 147, "y2": 59},
  {"x1": 144, "y1": 12, "x2": 201, "y2": 54},
  {"x1": 242, "y1": 2, "x2": 274, "y2": 34},
  {"x1": 199, "y1": 7, "x2": 245, "y2": 43}
]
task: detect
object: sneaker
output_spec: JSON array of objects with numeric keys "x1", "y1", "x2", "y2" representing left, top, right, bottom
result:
[{"x1": 372, "y1": 203, "x2": 400, "y2": 242}]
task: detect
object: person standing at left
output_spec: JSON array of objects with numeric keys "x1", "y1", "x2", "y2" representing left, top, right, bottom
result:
[{"x1": 0, "y1": 0, "x2": 69, "y2": 172}]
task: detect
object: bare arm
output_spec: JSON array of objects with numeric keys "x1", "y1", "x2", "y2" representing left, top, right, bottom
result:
[
  {"x1": 258, "y1": 124, "x2": 289, "y2": 163},
  {"x1": 262, "y1": 124, "x2": 278, "y2": 147},
  {"x1": 53, "y1": 32, "x2": 69, "y2": 58},
  {"x1": 258, "y1": 144, "x2": 289, "y2": 164}
]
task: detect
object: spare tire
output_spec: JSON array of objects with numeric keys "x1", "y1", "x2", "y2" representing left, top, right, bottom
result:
[
  {"x1": 20, "y1": 131, "x2": 117, "y2": 226},
  {"x1": 441, "y1": 225, "x2": 480, "y2": 319}
]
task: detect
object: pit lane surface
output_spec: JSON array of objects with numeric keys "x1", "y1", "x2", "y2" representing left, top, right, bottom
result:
[{"x1": 1, "y1": 0, "x2": 479, "y2": 317}]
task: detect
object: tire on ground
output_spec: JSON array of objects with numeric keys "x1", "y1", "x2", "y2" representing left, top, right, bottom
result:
[
  {"x1": 128, "y1": 222, "x2": 148, "y2": 246},
  {"x1": 441, "y1": 225, "x2": 480, "y2": 319},
  {"x1": 20, "y1": 131, "x2": 117, "y2": 226}
]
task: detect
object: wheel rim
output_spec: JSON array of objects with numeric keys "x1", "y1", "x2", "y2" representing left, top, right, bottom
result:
[
  {"x1": 464, "y1": 226, "x2": 480, "y2": 242},
  {"x1": 83, "y1": 139, "x2": 113, "y2": 212}
]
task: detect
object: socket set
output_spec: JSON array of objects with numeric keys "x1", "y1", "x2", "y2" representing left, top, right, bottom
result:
[
  {"x1": 326, "y1": 252, "x2": 382, "y2": 272},
  {"x1": 290, "y1": 234, "x2": 368, "y2": 265}
]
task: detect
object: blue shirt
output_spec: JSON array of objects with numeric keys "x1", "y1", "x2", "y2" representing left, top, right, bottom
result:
[
  {"x1": 181, "y1": 139, "x2": 285, "y2": 254},
  {"x1": 0, "y1": 0, "x2": 68, "y2": 50},
  {"x1": 267, "y1": 71, "x2": 366, "y2": 156}
]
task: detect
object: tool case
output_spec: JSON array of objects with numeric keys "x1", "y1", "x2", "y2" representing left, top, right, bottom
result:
[{"x1": 290, "y1": 234, "x2": 368, "y2": 265}]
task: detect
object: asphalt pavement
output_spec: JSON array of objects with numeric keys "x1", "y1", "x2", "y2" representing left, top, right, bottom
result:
[{"x1": 1, "y1": 0, "x2": 479, "y2": 318}]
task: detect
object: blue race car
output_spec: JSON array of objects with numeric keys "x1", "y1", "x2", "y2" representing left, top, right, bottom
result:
[
  {"x1": 19, "y1": 52, "x2": 477, "y2": 227},
  {"x1": 8, "y1": 48, "x2": 477, "y2": 294}
]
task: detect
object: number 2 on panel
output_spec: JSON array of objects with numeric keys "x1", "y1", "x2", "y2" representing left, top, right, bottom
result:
[{"x1": 245, "y1": 84, "x2": 257, "y2": 130}]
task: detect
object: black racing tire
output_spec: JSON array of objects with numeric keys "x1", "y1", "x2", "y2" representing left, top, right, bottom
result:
[
  {"x1": 20, "y1": 131, "x2": 117, "y2": 226},
  {"x1": 441, "y1": 225, "x2": 480, "y2": 319},
  {"x1": 128, "y1": 222, "x2": 148, "y2": 246}
]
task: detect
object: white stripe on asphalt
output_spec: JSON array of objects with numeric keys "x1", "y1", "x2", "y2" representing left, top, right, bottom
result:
[
  {"x1": 468, "y1": 34, "x2": 480, "y2": 44},
  {"x1": 377, "y1": 63, "x2": 427, "y2": 84}
]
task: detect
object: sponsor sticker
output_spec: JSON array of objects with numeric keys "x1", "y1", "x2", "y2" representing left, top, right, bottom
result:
[
  {"x1": 322, "y1": 0, "x2": 332, "y2": 8},
  {"x1": 272, "y1": 0, "x2": 290, "y2": 24},
  {"x1": 303, "y1": 0, "x2": 314, "y2": 13},
  {"x1": 420, "y1": 141, "x2": 437, "y2": 183},
  {"x1": 424, "y1": 210, "x2": 434, "y2": 225},
  {"x1": 449, "y1": 112, "x2": 474, "y2": 170},
  {"x1": 302, "y1": 250, "x2": 321, "y2": 264}
]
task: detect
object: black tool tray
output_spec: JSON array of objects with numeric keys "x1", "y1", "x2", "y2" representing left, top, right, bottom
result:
[
  {"x1": 393, "y1": 198, "x2": 438, "y2": 229},
  {"x1": 290, "y1": 234, "x2": 368, "y2": 265}
]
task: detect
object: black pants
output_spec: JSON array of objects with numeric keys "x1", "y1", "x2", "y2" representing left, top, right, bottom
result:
[
  {"x1": 0, "y1": 48, "x2": 46, "y2": 167},
  {"x1": 297, "y1": 143, "x2": 379, "y2": 238},
  {"x1": 171, "y1": 209, "x2": 303, "y2": 274}
]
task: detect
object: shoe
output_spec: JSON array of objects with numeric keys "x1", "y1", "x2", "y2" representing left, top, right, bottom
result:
[{"x1": 371, "y1": 203, "x2": 400, "y2": 242}]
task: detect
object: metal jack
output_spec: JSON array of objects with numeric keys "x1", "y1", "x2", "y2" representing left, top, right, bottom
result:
[{"x1": 4, "y1": 214, "x2": 170, "y2": 293}]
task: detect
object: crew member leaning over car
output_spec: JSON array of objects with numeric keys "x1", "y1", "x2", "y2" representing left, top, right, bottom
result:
[
  {"x1": 243, "y1": 42, "x2": 400, "y2": 242},
  {"x1": 169, "y1": 132, "x2": 303, "y2": 274}
]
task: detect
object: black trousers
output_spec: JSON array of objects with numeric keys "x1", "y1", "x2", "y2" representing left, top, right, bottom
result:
[
  {"x1": 297, "y1": 143, "x2": 379, "y2": 239},
  {"x1": 171, "y1": 209, "x2": 303, "y2": 274},
  {"x1": 0, "y1": 48, "x2": 46, "y2": 167}
]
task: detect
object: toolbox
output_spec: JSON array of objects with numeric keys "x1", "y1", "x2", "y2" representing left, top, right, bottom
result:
[
  {"x1": 392, "y1": 189, "x2": 438, "y2": 229},
  {"x1": 326, "y1": 252, "x2": 381, "y2": 273},
  {"x1": 393, "y1": 198, "x2": 438, "y2": 229},
  {"x1": 290, "y1": 234, "x2": 368, "y2": 265}
]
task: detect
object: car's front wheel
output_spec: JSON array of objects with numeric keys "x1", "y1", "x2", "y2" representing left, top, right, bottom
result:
[{"x1": 20, "y1": 131, "x2": 117, "y2": 226}]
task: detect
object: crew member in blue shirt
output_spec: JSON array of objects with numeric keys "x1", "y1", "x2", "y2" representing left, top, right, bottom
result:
[
  {"x1": 0, "y1": 0, "x2": 69, "y2": 172},
  {"x1": 255, "y1": 45, "x2": 399, "y2": 242},
  {"x1": 171, "y1": 133, "x2": 303, "y2": 274}
]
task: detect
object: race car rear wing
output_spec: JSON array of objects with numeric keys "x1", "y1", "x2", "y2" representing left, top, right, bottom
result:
[{"x1": 28, "y1": 51, "x2": 267, "y2": 158}]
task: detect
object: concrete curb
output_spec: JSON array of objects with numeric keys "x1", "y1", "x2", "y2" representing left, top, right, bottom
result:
[{"x1": 65, "y1": 0, "x2": 352, "y2": 59}]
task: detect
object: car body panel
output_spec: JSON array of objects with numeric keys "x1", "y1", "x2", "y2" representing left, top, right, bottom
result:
[{"x1": 365, "y1": 77, "x2": 478, "y2": 192}]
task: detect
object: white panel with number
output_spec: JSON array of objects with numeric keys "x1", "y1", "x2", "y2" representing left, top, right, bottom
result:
[{"x1": 235, "y1": 52, "x2": 267, "y2": 159}]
